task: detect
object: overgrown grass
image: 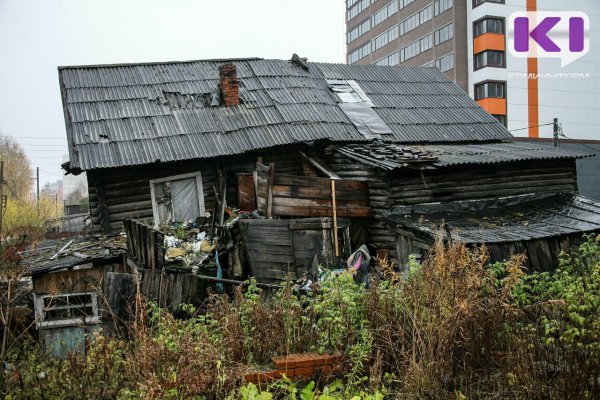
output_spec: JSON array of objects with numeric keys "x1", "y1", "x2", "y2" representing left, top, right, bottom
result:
[{"x1": 2, "y1": 235, "x2": 599, "y2": 399}]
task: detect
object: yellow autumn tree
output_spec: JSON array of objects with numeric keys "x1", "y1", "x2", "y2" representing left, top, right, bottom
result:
[{"x1": 0, "y1": 133, "x2": 63, "y2": 237}]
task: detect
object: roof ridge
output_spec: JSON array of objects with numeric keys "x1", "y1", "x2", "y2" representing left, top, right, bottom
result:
[{"x1": 57, "y1": 57, "x2": 265, "y2": 70}]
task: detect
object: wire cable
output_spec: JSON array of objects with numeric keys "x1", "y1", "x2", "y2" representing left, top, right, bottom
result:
[
  {"x1": 556, "y1": 124, "x2": 600, "y2": 153},
  {"x1": 509, "y1": 122, "x2": 554, "y2": 133}
]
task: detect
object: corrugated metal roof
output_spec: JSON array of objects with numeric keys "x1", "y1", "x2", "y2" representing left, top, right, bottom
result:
[
  {"x1": 335, "y1": 142, "x2": 592, "y2": 171},
  {"x1": 59, "y1": 57, "x2": 514, "y2": 171},
  {"x1": 385, "y1": 193, "x2": 600, "y2": 244}
]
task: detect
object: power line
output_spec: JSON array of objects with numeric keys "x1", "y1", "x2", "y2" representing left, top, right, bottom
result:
[
  {"x1": 557, "y1": 126, "x2": 600, "y2": 154},
  {"x1": 509, "y1": 122, "x2": 554, "y2": 133},
  {"x1": 20, "y1": 145, "x2": 68, "y2": 147},
  {"x1": 7, "y1": 136, "x2": 66, "y2": 140},
  {"x1": 38, "y1": 169, "x2": 64, "y2": 177}
]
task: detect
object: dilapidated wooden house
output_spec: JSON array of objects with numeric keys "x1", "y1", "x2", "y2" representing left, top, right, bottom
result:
[{"x1": 58, "y1": 55, "x2": 600, "y2": 280}]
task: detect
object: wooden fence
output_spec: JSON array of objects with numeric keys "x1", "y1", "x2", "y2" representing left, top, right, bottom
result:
[{"x1": 124, "y1": 219, "x2": 164, "y2": 270}]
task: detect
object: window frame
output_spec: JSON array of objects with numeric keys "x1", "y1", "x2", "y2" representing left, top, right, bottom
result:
[
  {"x1": 434, "y1": 22, "x2": 454, "y2": 45},
  {"x1": 149, "y1": 171, "x2": 205, "y2": 227},
  {"x1": 435, "y1": 52, "x2": 455, "y2": 72},
  {"x1": 34, "y1": 292, "x2": 100, "y2": 329},
  {"x1": 400, "y1": 33, "x2": 433, "y2": 62},
  {"x1": 472, "y1": 0, "x2": 505, "y2": 9},
  {"x1": 347, "y1": 17, "x2": 371, "y2": 43},
  {"x1": 474, "y1": 50, "x2": 505, "y2": 70},
  {"x1": 473, "y1": 16, "x2": 505, "y2": 37},
  {"x1": 376, "y1": 51, "x2": 400, "y2": 66},
  {"x1": 400, "y1": 4, "x2": 433, "y2": 36},
  {"x1": 492, "y1": 114, "x2": 507, "y2": 127},
  {"x1": 434, "y1": 0, "x2": 453, "y2": 16},
  {"x1": 371, "y1": 0, "x2": 399, "y2": 27},
  {"x1": 474, "y1": 80, "x2": 506, "y2": 100}
]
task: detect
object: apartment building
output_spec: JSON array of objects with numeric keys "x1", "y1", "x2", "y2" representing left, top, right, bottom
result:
[
  {"x1": 346, "y1": 0, "x2": 469, "y2": 91},
  {"x1": 346, "y1": 0, "x2": 600, "y2": 140}
]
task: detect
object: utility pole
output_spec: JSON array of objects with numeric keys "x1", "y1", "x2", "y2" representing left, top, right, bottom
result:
[
  {"x1": 0, "y1": 161, "x2": 4, "y2": 239},
  {"x1": 553, "y1": 118, "x2": 559, "y2": 148},
  {"x1": 36, "y1": 167, "x2": 40, "y2": 217}
]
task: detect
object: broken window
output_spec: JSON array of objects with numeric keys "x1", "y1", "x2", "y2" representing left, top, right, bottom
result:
[
  {"x1": 150, "y1": 172, "x2": 205, "y2": 226},
  {"x1": 34, "y1": 292, "x2": 99, "y2": 328}
]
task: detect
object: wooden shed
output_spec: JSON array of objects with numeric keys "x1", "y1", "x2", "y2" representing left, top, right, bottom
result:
[{"x1": 22, "y1": 237, "x2": 129, "y2": 356}]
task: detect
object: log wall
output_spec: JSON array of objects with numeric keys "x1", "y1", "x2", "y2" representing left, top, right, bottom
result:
[
  {"x1": 388, "y1": 160, "x2": 578, "y2": 206},
  {"x1": 323, "y1": 149, "x2": 396, "y2": 257},
  {"x1": 323, "y1": 149, "x2": 579, "y2": 258},
  {"x1": 87, "y1": 147, "x2": 305, "y2": 234}
]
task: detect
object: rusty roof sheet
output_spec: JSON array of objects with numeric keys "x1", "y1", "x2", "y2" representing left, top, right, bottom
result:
[{"x1": 59, "y1": 57, "x2": 514, "y2": 171}]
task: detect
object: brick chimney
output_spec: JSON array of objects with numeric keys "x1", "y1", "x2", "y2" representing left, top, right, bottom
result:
[{"x1": 219, "y1": 63, "x2": 240, "y2": 107}]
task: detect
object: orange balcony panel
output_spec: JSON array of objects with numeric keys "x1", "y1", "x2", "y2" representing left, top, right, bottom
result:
[
  {"x1": 474, "y1": 33, "x2": 506, "y2": 54},
  {"x1": 477, "y1": 98, "x2": 507, "y2": 115}
]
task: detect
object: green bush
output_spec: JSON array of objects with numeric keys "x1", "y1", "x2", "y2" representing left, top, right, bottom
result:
[{"x1": 3, "y1": 235, "x2": 600, "y2": 399}]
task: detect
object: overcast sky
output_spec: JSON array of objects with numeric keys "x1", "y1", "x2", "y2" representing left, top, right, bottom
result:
[{"x1": 0, "y1": 0, "x2": 346, "y2": 186}]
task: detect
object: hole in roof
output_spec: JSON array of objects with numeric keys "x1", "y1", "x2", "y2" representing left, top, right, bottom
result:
[
  {"x1": 160, "y1": 91, "x2": 215, "y2": 111},
  {"x1": 327, "y1": 79, "x2": 373, "y2": 106}
]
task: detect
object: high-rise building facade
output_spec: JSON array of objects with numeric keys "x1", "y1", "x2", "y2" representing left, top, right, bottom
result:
[
  {"x1": 346, "y1": 0, "x2": 600, "y2": 140},
  {"x1": 346, "y1": 0, "x2": 469, "y2": 90}
]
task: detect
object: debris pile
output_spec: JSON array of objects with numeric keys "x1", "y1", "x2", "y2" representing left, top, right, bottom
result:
[
  {"x1": 19, "y1": 235, "x2": 127, "y2": 275},
  {"x1": 159, "y1": 209, "x2": 264, "y2": 276}
]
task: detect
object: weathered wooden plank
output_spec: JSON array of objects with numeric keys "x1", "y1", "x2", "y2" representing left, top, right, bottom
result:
[
  {"x1": 271, "y1": 185, "x2": 368, "y2": 201},
  {"x1": 237, "y1": 174, "x2": 256, "y2": 211},
  {"x1": 273, "y1": 175, "x2": 368, "y2": 191},
  {"x1": 272, "y1": 196, "x2": 369, "y2": 209},
  {"x1": 271, "y1": 205, "x2": 370, "y2": 218}
]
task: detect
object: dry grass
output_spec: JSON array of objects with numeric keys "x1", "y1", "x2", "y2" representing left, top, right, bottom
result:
[{"x1": 3, "y1": 234, "x2": 599, "y2": 399}]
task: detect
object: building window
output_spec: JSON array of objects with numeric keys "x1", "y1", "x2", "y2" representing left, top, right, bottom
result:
[
  {"x1": 347, "y1": 18, "x2": 371, "y2": 43},
  {"x1": 434, "y1": 23, "x2": 454, "y2": 45},
  {"x1": 376, "y1": 51, "x2": 400, "y2": 66},
  {"x1": 474, "y1": 17, "x2": 504, "y2": 37},
  {"x1": 435, "y1": 53, "x2": 454, "y2": 72},
  {"x1": 348, "y1": 0, "x2": 371, "y2": 21},
  {"x1": 347, "y1": 0, "x2": 360, "y2": 9},
  {"x1": 349, "y1": 42, "x2": 372, "y2": 63},
  {"x1": 434, "y1": 0, "x2": 452, "y2": 16},
  {"x1": 422, "y1": 60, "x2": 434, "y2": 67},
  {"x1": 34, "y1": 292, "x2": 100, "y2": 328},
  {"x1": 400, "y1": 4, "x2": 433, "y2": 36},
  {"x1": 400, "y1": 0, "x2": 414, "y2": 8},
  {"x1": 492, "y1": 114, "x2": 507, "y2": 127},
  {"x1": 372, "y1": 26, "x2": 399, "y2": 52},
  {"x1": 150, "y1": 172, "x2": 205, "y2": 226},
  {"x1": 474, "y1": 50, "x2": 505, "y2": 69},
  {"x1": 474, "y1": 81, "x2": 506, "y2": 100},
  {"x1": 473, "y1": 0, "x2": 504, "y2": 8},
  {"x1": 372, "y1": 0, "x2": 399, "y2": 27},
  {"x1": 400, "y1": 34, "x2": 433, "y2": 62}
]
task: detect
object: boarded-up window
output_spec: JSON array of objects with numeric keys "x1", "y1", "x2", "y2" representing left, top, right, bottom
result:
[{"x1": 150, "y1": 172, "x2": 205, "y2": 226}]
